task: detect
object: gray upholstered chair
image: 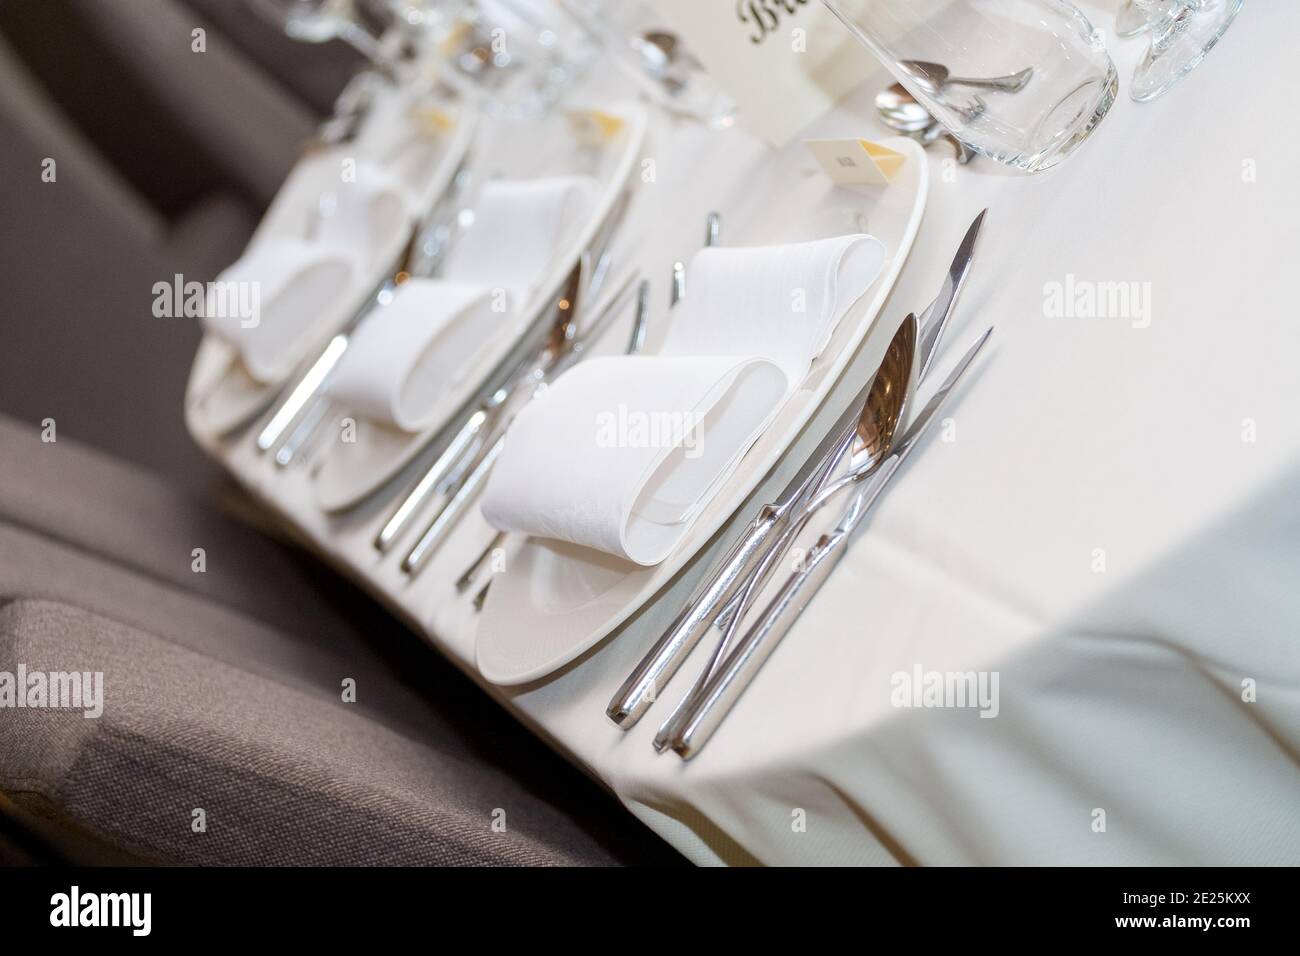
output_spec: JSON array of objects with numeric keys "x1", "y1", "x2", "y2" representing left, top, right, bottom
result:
[{"x1": 0, "y1": 0, "x2": 680, "y2": 867}]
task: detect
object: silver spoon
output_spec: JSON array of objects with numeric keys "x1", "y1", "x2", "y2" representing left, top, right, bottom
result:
[
  {"x1": 875, "y1": 83, "x2": 974, "y2": 164},
  {"x1": 901, "y1": 59, "x2": 1033, "y2": 94},
  {"x1": 875, "y1": 82, "x2": 934, "y2": 133}
]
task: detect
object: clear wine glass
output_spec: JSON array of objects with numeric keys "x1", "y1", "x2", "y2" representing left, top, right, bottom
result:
[
  {"x1": 822, "y1": 0, "x2": 1117, "y2": 172},
  {"x1": 1115, "y1": 0, "x2": 1152, "y2": 37},
  {"x1": 554, "y1": 0, "x2": 735, "y2": 126},
  {"x1": 1126, "y1": 1, "x2": 1244, "y2": 102},
  {"x1": 391, "y1": 0, "x2": 579, "y2": 115}
]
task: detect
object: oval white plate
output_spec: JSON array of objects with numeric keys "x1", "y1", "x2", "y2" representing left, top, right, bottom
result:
[{"x1": 475, "y1": 136, "x2": 928, "y2": 685}]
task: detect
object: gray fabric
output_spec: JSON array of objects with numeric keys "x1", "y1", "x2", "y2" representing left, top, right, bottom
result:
[
  {"x1": 68, "y1": 0, "x2": 317, "y2": 208},
  {"x1": 0, "y1": 30, "x2": 250, "y2": 491},
  {"x1": 180, "y1": 0, "x2": 365, "y2": 118},
  {"x1": 0, "y1": 599, "x2": 606, "y2": 865},
  {"x1": 0, "y1": 1, "x2": 680, "y2": 866},
  {"x1": 0, "y1": 418, "x2": 680, "y2": 865}
]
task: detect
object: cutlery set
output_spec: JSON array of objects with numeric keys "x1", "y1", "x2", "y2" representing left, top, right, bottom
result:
[{"x1": 609, "y1": 210, "x2": 994, "y2": 758}]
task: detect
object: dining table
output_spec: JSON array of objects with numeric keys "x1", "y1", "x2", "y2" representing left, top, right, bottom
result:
[{"x1": 204, "y1": 1, "x2": 1300, "y2": 865}]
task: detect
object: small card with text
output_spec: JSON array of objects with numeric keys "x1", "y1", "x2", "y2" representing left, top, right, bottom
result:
[
  {"x1": 653, "y1": 0, "x2": 875, "y2": 147},
  {"x1": 804, "y1": 138, "x2": 908, "y2": 185}
]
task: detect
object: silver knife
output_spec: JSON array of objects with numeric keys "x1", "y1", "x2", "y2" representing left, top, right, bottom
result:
[
  {"x1": 668, "y1": 326, "x2": 994, "y2": 759},
  {"x1": 917, "y1": 208, "x2": 985, "y2": 381}
]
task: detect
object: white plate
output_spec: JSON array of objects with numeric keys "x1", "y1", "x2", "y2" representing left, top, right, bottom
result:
[{"x1": 475, "y1": 136, "x2": 928, "y2": 685}]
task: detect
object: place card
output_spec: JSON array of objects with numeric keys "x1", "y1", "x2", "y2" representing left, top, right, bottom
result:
[
  {"x1": 566, "y1": 108, "x2": 626, "y2": 146},
  {"x1": 653, "y1": 0, "x2": 875, "y2": 147},
  {"x1": 411, "y1": 105, "x2": 456, "y2": 137},
  {"x1": 804, "y1": 137, "x2": 908, "y2": 186}
]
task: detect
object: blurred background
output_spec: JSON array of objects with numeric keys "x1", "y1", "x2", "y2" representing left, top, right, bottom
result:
[
  {"x1": 0, "y1": 0, "x2": 681, "y2": 867},
  {"x1": 0, "y1": 0, "x2": 363, "y2": 490}
]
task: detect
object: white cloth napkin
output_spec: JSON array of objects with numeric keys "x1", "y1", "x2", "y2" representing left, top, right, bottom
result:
[
  {"x1": 483, "y1": 355, "x2": 787, "y2": 564},
  {"x1": 202, "y1": 237, "x2": 353, "y2": 383},
  {"x1": 481, "y1": 234, "x2": 887, "y2": 565},
  {"x1": 203, "y1": 161, "x2": 414, "y2": 383},
  {"x1": 326, "y1": 281, "x2": 497, "y2": 431},
  {"x1": 441, "y1": 176, "x2": 597, "y2": 298},
  {"x1": 664, "y1": 235, "x2": 886, "y2": 384},
  {"x1": 325, "y1": 175, "x2": 598, "y2": 431}
]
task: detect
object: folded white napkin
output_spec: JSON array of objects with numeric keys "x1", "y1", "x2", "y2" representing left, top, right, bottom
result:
[
  {"x1": 203, "y1": 160, "x2": 414, "y2": 383},
  {"x1": 483, "y1": 355, "x2": 787, "y2": 564},
  {"x1": 324, "y1": 175, "x2": 598, "y2": 431},
  {"x1": 202, "y1": 237, "x2": 354, "y2": 383},
  {"x1": 481, "y1": 234, "x2": 887, "y2": 565},
  {"x1": 664, "y1": 235, "x2": 887, "y2": 384},
  {"x1": 441, "y1": 176, "x2": 598, "y2": 298},
  {"x1": 326, "y1": 281, "x2": 496, "y2": 431}
]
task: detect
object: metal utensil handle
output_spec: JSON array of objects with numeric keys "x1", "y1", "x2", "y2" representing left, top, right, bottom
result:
[
  {"x1": 649, "y1": 497, "x2": 813, "y2": 748},
  {"x1": 650, "y1": 444, "x2": 872, "y2": 749},
  {"x1": 605, "y1": 503, "x2": 790, "y2": 726},
  {"x1": 609, "y1": 381, "x2": 860, "y2": 728},
  {"x1": 672, "y1": 327, "x2": 994, "y2": 756},
  {"x1": 457, "y1": 530, "x2": 506, "y2": 593},
  {"x1": 374, "y1": 406, "x2": 492, "y2": 552},
  {"x1": 669, "y1": 519, "x2": 855, "y2": 759},
  {"x1": 945, "y1": 66, "x2": 1032, "y2": 93},
  {"x1": 403, "y1": 436, "x2": 505, "y2": 575}
]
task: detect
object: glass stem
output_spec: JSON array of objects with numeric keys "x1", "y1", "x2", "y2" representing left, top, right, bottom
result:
[{"x1": 339, "y1": 21, "x2": 395, "y2": 73}]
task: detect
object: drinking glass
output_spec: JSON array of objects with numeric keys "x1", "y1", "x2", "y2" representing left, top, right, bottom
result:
[
  {"x1": 1123, "y1": 0, "x2": 1244, "y2": 102},
  {"x1": 1115, "y1": 0, "x2": 1152, "y2": 37},
  {"x1": 555, "y1": 0, "x2": 735, "y2": 126},
  {"x1": 821, "y1": 0, "x2": 1117, "y2": 172},
  {"x1": 389, "y1": 0, "x2": 580, "y2": 115}
]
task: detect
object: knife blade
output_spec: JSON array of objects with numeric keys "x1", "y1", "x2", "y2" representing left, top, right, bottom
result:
[{"x1": 917, "y1": 208, "x2": 985, "y2": 380}]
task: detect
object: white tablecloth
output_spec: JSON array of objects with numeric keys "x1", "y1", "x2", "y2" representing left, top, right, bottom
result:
[
  {"x1": 210, "y1": 2, "x2": 1300, "y2": 865},
  {"x1": 490, "y1": 1, "x2": 1300, "y2": 865}
]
